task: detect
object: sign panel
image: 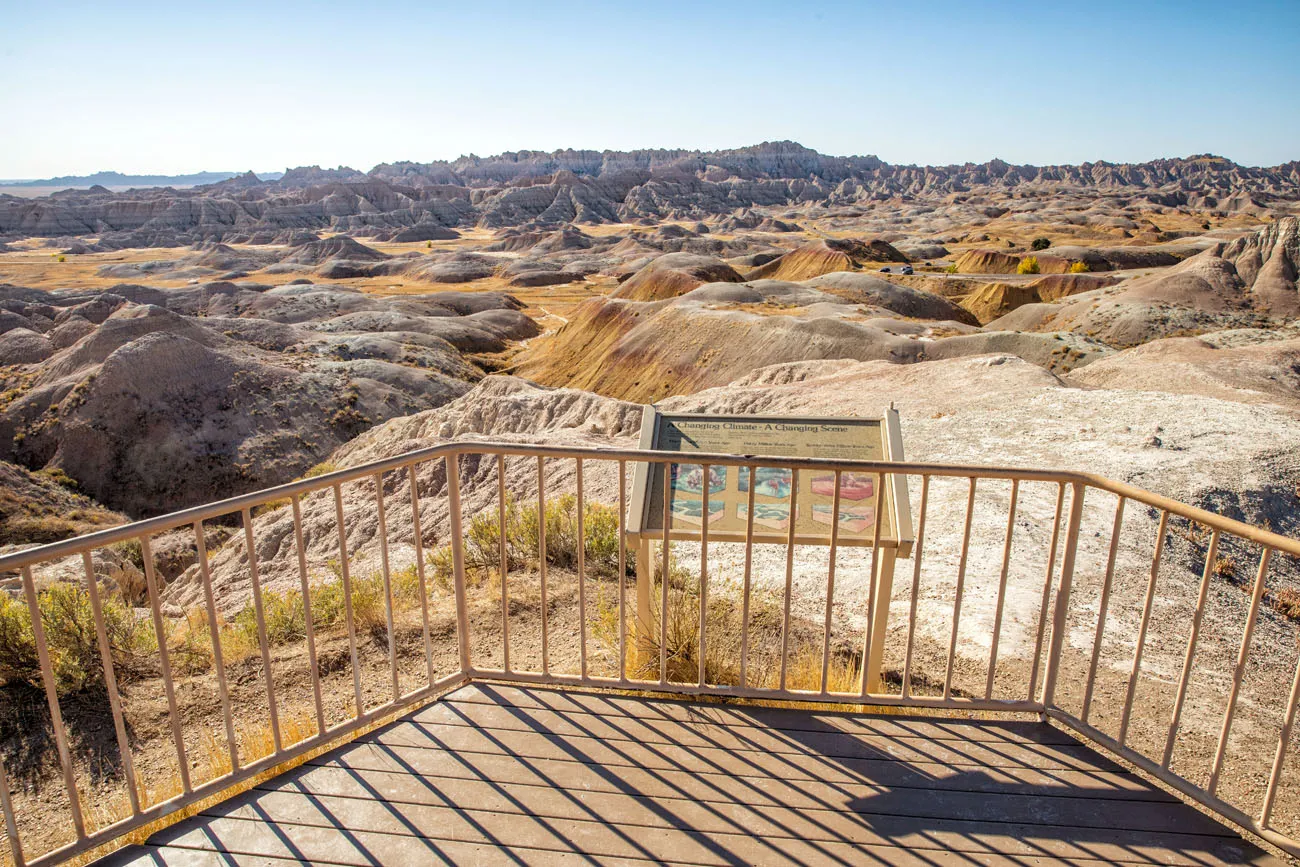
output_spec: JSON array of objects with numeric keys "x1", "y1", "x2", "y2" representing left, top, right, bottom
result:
[{"x1": 628, "y1": 409, "x2": 913, "y2": 553}]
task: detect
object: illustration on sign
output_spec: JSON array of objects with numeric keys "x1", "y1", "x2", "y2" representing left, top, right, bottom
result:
[{"x1": 633, "y1": 411, "x2": 910, "y2": 549}]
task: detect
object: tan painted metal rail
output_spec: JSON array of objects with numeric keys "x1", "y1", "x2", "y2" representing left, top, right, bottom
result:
[{"x1": 0, "y1": 442, "x2": 1297, "y2": 865}]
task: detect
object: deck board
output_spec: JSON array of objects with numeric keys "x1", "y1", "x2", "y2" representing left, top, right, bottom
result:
[{"x1": 100, "y1": 684, "x2": 1280, "y2": 866}]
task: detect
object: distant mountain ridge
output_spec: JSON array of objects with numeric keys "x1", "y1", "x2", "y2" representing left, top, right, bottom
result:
[
  {"x1": 2, "y1": 141, "x2": 1298, "y2": 240},
  {"x1": 4, "y1": 170, "x2": 285, "y2": 188}
]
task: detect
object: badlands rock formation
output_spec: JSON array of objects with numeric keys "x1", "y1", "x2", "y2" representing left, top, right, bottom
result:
[
  {"x1": 988, "y1": 218, "x2": 1300, "y2": 346},
  {"x1": 0, "y1": 282, "x2": 537, "y2": 515},
  {"x1": 3, "y1": 143, "x2": 1299, "y2": 247},
  {"x1": 518, "y1": 253, "x2": 1108, "y2": 402},
  {"x1": 0, "y1": 459, "x2": 124, "y2": 546}
]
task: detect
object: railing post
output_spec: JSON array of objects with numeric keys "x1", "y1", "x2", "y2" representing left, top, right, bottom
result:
[
  {"x1": 1042, "y1": 481, "x2": 1086, "y2": 710},
  {"x1": 446, "y1": 455, "x2": 472, "y2": 676}
]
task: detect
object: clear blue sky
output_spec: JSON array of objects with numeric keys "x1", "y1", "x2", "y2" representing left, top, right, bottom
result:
[{"x1": 2, "y1": 0, "x2": 1298, "y2": 177}]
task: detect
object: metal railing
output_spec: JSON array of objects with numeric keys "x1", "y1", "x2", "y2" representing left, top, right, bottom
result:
[{"x1": 0, "y1": 442, "x2": 1297, "y2": 864}]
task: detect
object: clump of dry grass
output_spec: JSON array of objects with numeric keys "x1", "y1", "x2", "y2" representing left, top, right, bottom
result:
[
  {"x1": 70, "y1": 710, "x2": 326, "y2": 867},
  {"x1": 1270, "y1": 588, "x2": 1300, "y2": 622},
  {"x1": 592, "y1": 552, "x2": 861, "y2": 694}
]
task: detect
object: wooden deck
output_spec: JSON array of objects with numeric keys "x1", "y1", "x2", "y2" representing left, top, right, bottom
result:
[{"x1": 102, "y1": 683, "x2": 1279, "y2": 866}]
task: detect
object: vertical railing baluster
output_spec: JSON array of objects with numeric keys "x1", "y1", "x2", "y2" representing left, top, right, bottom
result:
[
  {"x1": 577, "y1": 458, "x2": 588, "y2": 681},
  {"x1": 1164, "y1": 528, "x2": 1219, "y2": 767},
  {"x1": 618, "y1": 459, "x2": 628, "y2": 682},
  {"x1": 0, "y1": 751, "x2": 22, "y2": 866},
  {"x1": 333, "y1": 483, "x2": 364, "y2": 717},
  {"x1": 819, "y1": 471, "x2": 843, "y2": 696},
  {"x1": 241, "y1": 508, "x2": 281, "y2": 753},
  {"x1": 1207, "y1": 546, "x2": 1272, "y2": 795},
  {"x1": 408, "y1": 465, "x2": 436, "y2": 686},
  {"x1": 139, "y1": 537, "x2": 191, "y2": 795},
  {"x1": 447, "y1": 456, "x2": 472, "y2": 676},
  {"x1": 901, "y1": 475, "x2": 930, "y2": 699},
  {"x1": 779, "y1": 469, "x2": 800, "y2": 691},
  {"x1": 699, "y1": 464, "x2": 711, "y2": 688},
  {"x1": 20, "y1": 565, "x2": 86, "y2": 836},
  {"x1": 537, "y1": 456, "x2": 549, "y2": 675},
  {"x1": 290, "y1": 496, "x2": 326, "y2": 736},
  {"x1": 943, "y1": 477, "x2": 978, "y2": 701},
  {"x1": 1118, "y1": 509, "x2": 1168, "y2": 745},
  {"x1": 1260, "y1": 642, "x2": 1300, "y2": 829},
  {"x1": 1042, "y1": 482, "x2": 1086, "y2": 709},
  {"x1": 860, "y1": 472, "x2": 885, "y2": 699},
  {"x1": 372, "y1": 473, "x2": 399, "y2": 701},
  {"x1": 497, "y1": 455, "x2": 510, "y2": 674},
  {"x1": 1029, "y1": 483, "x2": 1066, "y2": 703},
  {"x1": 194, "y1": 521, "x2": 238, "y2": 771},
  {"x1": 660, "y1": 461, "x2": 670, "y2": 685},
  {"x1": 81, "y1": 551, "x2": 139, "y2": 813},
  {"x1": 985, "y1": 479, "x2": 1020, "y2": 700},
  {"x1": 1082, "y1": 497, "x2": 1126, "y2": 722},
  {"x1": 739, "y1": 464, "x2": 757, "y2": 689}
]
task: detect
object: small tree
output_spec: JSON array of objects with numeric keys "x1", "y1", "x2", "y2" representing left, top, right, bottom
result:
[
  {"x1": 1031, "y1": 237, "x2": 1051, "y2": 251},
  {"x1": 1017, "y1": 256, "x2": 1041, "y2": 275}
]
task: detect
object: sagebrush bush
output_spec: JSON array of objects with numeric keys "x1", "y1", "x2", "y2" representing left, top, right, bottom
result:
[
  {"x1": 217, "y1": 565, "x2": 416, "y2": 660},
  {"x1": 1031, "y1": 237, "x2": 1051, "y2": 251},
  {"x1": 0, "y1": 581, "x2": 152, "y2": 693},
  {"x1": 431, "y1": 494, "x2": 631, "y2": 591},
  {"x1": 0, "y1": 593, "x2": 37, "y2": 686}
]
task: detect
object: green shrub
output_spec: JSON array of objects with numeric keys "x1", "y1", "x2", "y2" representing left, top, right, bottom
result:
[
  {"x1": 230, "y1": 588, "x2": 306, "y2": 647},
  {"x1": 0, "y1": 581, "x2": 151, "y2": 693},
  {"x1": 1017, "y1": 256, "x2": 1041, "y2": 275},
  {"x1": 430, "y1": 494, "x2": 631, "y2": 591},
  {"x1": 113, "y1": 539, "x2": 146, "y2": 571},
  {"x1": 35, "y1": 467, "x2": 79, "y2": 490},
  {"x1": 301, "y1": 461, "x2": 338, "y2": 480},
  {"x1": 348, "y1": 573, "x2": 389, "y2": 637},
  {"x1": 1031, "y1": 237, "x2": 1051, "y2": 251},
  {"x1": 308, "y1": 579, "x2": 346, "y2": 629},
  {"x1": 944, "y1": 263, "x2": 959, "y2": 274},
  {"x1": 0, "y1": 593, "x2": 37, "y2": 686}
]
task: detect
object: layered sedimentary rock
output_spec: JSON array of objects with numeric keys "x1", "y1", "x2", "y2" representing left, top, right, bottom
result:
[
  {"x1": 4, "y1": 143, "x2": 1298, "y2": 244},
  {"x1": 0, "y1": 282, "x2": 537, "y2": 515}
]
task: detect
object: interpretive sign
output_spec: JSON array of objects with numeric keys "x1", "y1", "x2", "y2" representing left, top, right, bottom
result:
[{"x1": 628, "y1": 409, "x2": 913, "y2": 555}]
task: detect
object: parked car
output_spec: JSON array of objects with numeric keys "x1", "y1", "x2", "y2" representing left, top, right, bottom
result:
[
  {"x1": 879, "y1": 267, "x2": 891, "y2": 273},
  {"x1": 901, "y1": 264, "x2": 914, "y2": 275}
]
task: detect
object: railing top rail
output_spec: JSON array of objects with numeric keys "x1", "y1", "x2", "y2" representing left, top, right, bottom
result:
[{"x1": 3, "y1": 440, "x2": 1298, "y2": 574}]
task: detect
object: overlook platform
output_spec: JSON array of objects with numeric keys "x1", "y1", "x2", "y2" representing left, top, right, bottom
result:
[{"x1": 103, "y1": 683, "x2": 1277, "y2": 866}]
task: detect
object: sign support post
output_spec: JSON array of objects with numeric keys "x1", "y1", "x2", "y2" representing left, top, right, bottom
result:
[
  {"x1": 634, "y1": 537, "x2": 653, "y2": 670},
  {"x1": 866, "y1": 546, "x2": 897, "y2": 694}
]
